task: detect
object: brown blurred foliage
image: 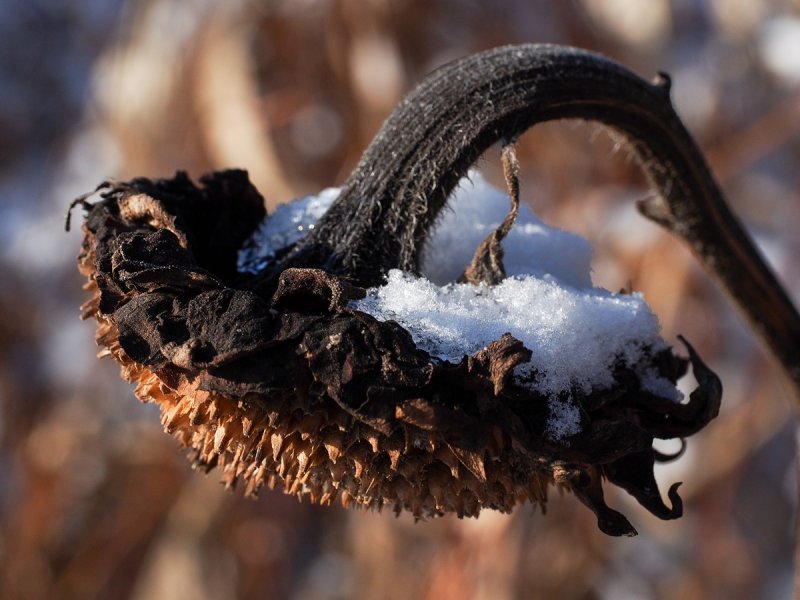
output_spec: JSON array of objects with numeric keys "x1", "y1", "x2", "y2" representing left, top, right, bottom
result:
[{"x1": 2, "y1": 1, "x2": 800, "y2": 598}]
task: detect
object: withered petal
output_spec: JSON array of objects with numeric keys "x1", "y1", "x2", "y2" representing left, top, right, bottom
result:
[
  {"x1": 604, "y1": 451, "x2": 683, "y2": 520},
  {"x1": 634, "y1": 337, "x2": 722, "y2": 438},
  {"x1": 554, "y1": 464, "x2": 638, "y2": 537}
]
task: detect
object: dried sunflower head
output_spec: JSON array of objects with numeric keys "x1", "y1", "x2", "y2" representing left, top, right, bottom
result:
[
  {"x1": 73, "y1": 44, "x2": 725, "y2": 537},
  {"x1": 75, "y1": 168, "x2": 719, "y2": 537}
]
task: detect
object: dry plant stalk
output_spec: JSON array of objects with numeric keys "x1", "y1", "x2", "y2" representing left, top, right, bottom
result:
[{"x1": 71, "y1": 44, "x2": 799, "y2": 536}]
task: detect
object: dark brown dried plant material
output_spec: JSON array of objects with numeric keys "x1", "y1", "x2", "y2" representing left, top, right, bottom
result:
[
  {"x1": 75, "y1": 168, "x2": 720, "y2": 538},
  {"x1": 460, "y1": 143, "x2": 521, "y2": 286},
  {"x1": 72, "y1": 45, "x2": 745, "y2": 537}
]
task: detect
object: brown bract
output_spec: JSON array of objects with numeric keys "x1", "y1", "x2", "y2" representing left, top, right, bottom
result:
[{"x1": 75, "y1": 169, "x2": 720, "y2": 537}]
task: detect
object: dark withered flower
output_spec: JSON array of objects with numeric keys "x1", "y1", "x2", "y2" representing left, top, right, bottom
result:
[{"x1": 72, "y1": 45, "x2": 728, "y2": 537}]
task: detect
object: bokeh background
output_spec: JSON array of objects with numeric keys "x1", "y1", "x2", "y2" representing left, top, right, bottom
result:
[{"x1": 2, "y1": 1, "x2": 800, "y2": 598}]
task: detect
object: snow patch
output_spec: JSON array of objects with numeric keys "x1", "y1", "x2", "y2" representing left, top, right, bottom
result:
[
  {"x1": 352, "y1": 270, "x2": 670, "y2": 399},
  {"x1": 238, "y1": 187, "x2": 340, "y2": 274}
]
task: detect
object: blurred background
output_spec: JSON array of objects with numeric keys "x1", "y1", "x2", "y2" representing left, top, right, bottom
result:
[{"x1": 2, "y1": 0, "x2": 800, "y2": 598}]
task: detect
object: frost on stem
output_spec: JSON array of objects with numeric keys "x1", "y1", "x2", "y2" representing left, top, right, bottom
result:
[{"x1": 73, "y1": 44, "x2": 730, "y2": 537}]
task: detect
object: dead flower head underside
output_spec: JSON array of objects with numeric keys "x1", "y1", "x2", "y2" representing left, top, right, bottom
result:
[
  {"x1": 75, "y1": 165, "x2": 720, "y2": 537},
  {"x1": 70, "y1": 44, "x2": 739, "y2": 537}
]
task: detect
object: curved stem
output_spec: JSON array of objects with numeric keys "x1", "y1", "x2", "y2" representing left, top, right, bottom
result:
[{"x1": 263, "y1": 43, "x2": 800, "y2": 391}]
